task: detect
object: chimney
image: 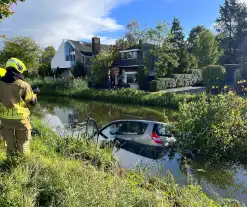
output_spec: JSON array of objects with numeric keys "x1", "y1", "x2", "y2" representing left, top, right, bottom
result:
[{"x1": 92, "y1": 37, "x2": 100, "y2": 55}]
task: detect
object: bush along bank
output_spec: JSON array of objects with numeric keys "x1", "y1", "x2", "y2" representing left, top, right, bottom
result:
[
  {"x1": 175, "y1": 92, "x2": 247, "y2": 161},
  {"x1": 0, "y1": 117, "x2": 239, "y2": 207},
  {"x1": 29, "y1": 78, "x2": 200, "y2": 109},
  {"x1": 150, "y1": 69, "x2": 203, "y2": 91}
]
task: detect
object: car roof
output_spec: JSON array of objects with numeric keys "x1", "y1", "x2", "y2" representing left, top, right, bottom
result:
[{"x1": 109, "y1": 120, "x2": 166, "y2": 125}]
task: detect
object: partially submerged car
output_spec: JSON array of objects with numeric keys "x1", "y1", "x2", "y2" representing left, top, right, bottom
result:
[{"x1": 98, "y1": 120, "x2": 176, "y2": 149}]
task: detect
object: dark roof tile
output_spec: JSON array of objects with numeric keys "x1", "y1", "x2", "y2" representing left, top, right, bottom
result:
[{"x1": 70, "y1": 40, "x2": 109, "y2": 54}]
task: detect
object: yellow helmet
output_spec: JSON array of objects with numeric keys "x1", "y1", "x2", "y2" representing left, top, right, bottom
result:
[
  {"x1": 6, "y1": 58, "x2": 27, "y2": 74},
  {"x1": 0, "y1": 67, "x2": 6, "y2": 77}
]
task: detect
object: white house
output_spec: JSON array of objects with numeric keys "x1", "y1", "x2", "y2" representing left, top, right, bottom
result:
[{"x1": 51, "y1": 37, "x2": 108, "y2": 78}]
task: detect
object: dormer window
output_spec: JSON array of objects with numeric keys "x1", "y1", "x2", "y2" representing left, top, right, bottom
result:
[{"x1": 120, "y1": 49, "x2": 139, "y2": 60}]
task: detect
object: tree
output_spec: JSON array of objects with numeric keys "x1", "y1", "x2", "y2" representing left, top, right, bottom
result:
[
  {"x1": 192, "y1": 30, "x2": 223, "y2": 68},
  {"x1": 179, "y1": 51, "x2": 198, "y2": 71},
  {"x1": 170, "y1": 17, "x2": 190, "y2": 73},
  {"x1": 38, "y1": 46, "x2": 56, "y2": 77},
  {"x1": 170, "y1": 17, "x2": 185, "y2": 49},
  {"x1": 90, "y1": 49, "x2": 117, "y2": 87},
  {"x1": 0, "y1": 0, "x2": 25, "y2": 19},
  {"x1": 202, "y1": 65, "x2": 226, "y2": 93},
  {"x1": 215, "y1": 0, "x2": 247, "y2": 63},
  {"x1": 0, "y1": 36, "x2": 41, "y2": 70},
  {"x1": 125, "y1": 20, "x2": 144, "y2": 47},
  {"x1": 72, "y1": 61, "x2": 87, "y2": 78},
  {"x1": 136, "y1": 67, "x2": 148, "y2": 90},
  {"x1": 114, "y1": 38, "x2": 129, "y2": 51},
  {"x1": 187, "y1": 25, "x2": 206, "y2": 52},
  {"x1": 145, "y1": 22, "x2": 179, "y2": 77}
]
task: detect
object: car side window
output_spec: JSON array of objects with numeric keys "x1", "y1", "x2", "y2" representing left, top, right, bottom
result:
[
  {"x1": 118, "y1": 122, "x2": 148, "y2": 135},
  {"x1": 101, "y1": 122, "x2": 123, "y2": 138}
]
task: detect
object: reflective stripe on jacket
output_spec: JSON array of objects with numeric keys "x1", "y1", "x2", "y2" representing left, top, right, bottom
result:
[{"x1": 0, "y1": 79, "x2": 36, "y2": 120}]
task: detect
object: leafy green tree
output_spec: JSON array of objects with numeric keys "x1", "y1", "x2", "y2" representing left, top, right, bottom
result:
[
  {"x1": 215, "y1": 0, "x2": 247, "y2": 63},
  {"x1": 0, "y1": 36, "x2": 41, "y2": 70},
  {"x1": 90, "y1": 49, "x2": 117, "y2": 86},
  {"x1": 145, "y1": 22, "x2": 179, "y2": 77},
  {"x1": 175, "y1": 93, "x2": 247, "y2": 160},
  {"x1": 170, "y1": 17, "x2": 191, "y2": 73},
  {"x1": 136, "y1": 67, "x2": 148, "y2": 90},
  {"x1": 113, "y1": 20, "x2": 145, "y2": 51},
  {"x1": 170, "y1": 17, "x2": 185, "y2": 49},
  {"x1": 202, "y1": 65, "x2": 226, "y2": 93},
  {"x1": 114, "y1": 38, "x2": 129, "y2": 51},
  {"x1": 38, "y1": 46, "x2": 56, "y2": 77},
  {"x1": 0, "y1": 0, "x2": 25, "y2": 19},
  {"x1": 72, "y1": 61, "x2": 87, "y2": 78},
  {"x1": 125, "y1": 20, "x2": 144, "y2": 47},
  {"x1": 179, "y1": 51, "x2": 198, "y2": 72},
  {"x1": 192, "y1": 30, "x2": 223, "y2": 68},
  {"x1": 187, "y1": 25, "x2": 206, "y2": 52}
]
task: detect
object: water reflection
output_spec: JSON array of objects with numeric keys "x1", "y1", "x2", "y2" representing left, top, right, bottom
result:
[
  {"x1": 37, "y1": 96, "x2": 177, "y2": 126},
  {"x1": 35, "y1": 96, "x2": 247, "y2": 205}
]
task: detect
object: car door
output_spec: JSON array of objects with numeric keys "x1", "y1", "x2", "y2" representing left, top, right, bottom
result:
[{"x1": 116, "y1": 121, "x2": 148, "y2": 144}]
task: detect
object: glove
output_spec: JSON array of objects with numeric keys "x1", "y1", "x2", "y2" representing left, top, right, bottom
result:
[{"x1": 32, "y1": 87, "x2": 40, "y2": 96}]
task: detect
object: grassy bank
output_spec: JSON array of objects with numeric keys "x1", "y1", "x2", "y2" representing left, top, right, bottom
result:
[
  {"x1": 29, "y1": 78, "x2": 199, "y2": 108},
  {"x1": 0, "y1": 117, "x2": 238, "y2": 207}
]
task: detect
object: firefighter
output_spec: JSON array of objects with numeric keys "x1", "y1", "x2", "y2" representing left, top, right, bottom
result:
[
  {"x1": 0, "y1": 67, "x2": 6, "y2": 145},
  {"x1": 0, "y1": 67, "x2": 6, "y2": 78},
  {"x1": 0, "y1": 58, "x2": 37, "y2": 156}
]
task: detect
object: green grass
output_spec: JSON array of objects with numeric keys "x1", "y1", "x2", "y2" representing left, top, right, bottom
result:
[
  {"x1": 29, "y1": 78, "x2": 200, "y2": 108},
  {"x1": 0, "y1": 117, "x2": 240, "y2": 207}
]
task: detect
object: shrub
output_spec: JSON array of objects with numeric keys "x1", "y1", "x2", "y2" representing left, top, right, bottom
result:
[
  {"x1": 187, "y1": 69, "x2": 203, "y2": 86},
  {"x1": 234, "y1": 69, "x2": 242, "y2": 84},
  {"x1": 154, "y1": 78, "x2": 177, "y2": 91},
  {"x1": 29, "y1": 77, "x2": 88, "y2": 93},
  {"x1": 172, "y1": 72, "x2": 202, "y2": 88},
  {"x1": 175, "y1": 93, "x2": 247, "y2": 160},
  {"x1": 150, "y1": 80, "x2": 158, "y2": 92},
  {"x1": 72, "y1": 61, "x2": 87, "y2": 78},
  {"x1": 136, "y1": 67, "x2": 149, "y2": 90},
  {"x1": 202, "y1": 65, "x2": 226, "y2": 93},
  {"x1": 30, "y1": 78, "x2": 200, "y2": 108},
  {"x1": 173, "y1": 74, "x2": 193, "y2": 87},
  {"x1": 235, "y1": 80, "x2": 247, "y2": 95}
]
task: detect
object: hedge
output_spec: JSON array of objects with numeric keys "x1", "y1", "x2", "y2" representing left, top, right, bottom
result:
[
  {"x1": 173, "y1": 74, "x2": 194, "y2": 87},
  {"x1": 187, "y1": 69, "x2": 203, "y2": 86},
  {"x1": 173, "y1": 71, "x2": 202, "y2": 88},
  {"x1": 151, "y1": 78, "x2": 176, "y2": 91},
  {"x1": 151, "y1": 70, "x2": 203, "y2": 92}
]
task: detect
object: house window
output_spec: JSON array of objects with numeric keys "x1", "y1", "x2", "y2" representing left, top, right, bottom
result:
[
  {"x1": 121, "y1": 51, "x2": 138, "y2": 60},
  {"x1": 126, "y1": 73, "x2": 137, "y2": 84},
  {"x1": 65, "y1": 42, "x2": 75, "y2": 61}
]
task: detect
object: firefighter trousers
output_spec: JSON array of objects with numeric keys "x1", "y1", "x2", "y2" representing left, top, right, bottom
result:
[{"x1": 0, "y1": 118, "x2": 31, "y2": 156}]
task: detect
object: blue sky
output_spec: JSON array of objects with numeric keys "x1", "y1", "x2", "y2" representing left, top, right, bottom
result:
[
  {"x1": 101, "y1": 0, "x2": 224, "y2": 39},
  {"x1": 0, "y1": 0, "x2": 229, "y2": 48}
]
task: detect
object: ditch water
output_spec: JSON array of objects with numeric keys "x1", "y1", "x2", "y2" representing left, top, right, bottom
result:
[{"x1": 35, "y1": 96, "x2": 247, "y2": 205}]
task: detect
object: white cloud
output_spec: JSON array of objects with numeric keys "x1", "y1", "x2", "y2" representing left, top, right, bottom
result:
[
  {"x1": 238, "y1": 0, "x2": 247, "y2": 2},
  {"x1": 0, "y1": 0, "x2": 132, "y2": 48}
]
